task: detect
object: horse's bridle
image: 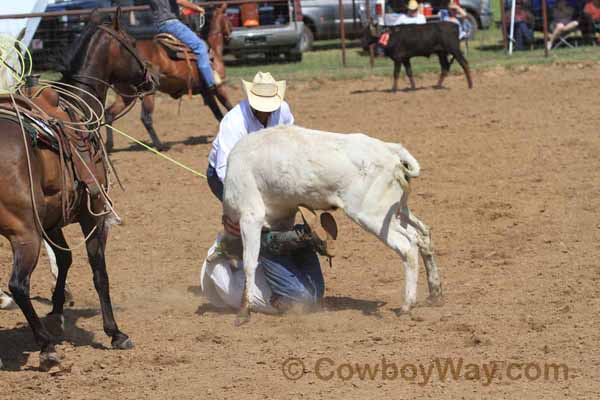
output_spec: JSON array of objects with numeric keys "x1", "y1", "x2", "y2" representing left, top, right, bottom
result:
[{"x1": 73, "y1": 25, "x2": 158, "y2": 101}]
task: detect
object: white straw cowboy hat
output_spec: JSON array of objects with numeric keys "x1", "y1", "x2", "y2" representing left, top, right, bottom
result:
[
  {"x1": 242, "y1": 72, "x2": 286, "y2": 113},
  {"x1": 407, "y1": 0, "x2": 419, "y2": 11}
]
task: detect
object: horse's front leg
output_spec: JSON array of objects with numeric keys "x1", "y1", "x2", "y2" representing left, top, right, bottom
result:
[
  {"x1": 215, "y1": 85, "x2": 233, "y2": 111},
  {"x1": 79, "y1": 210, "x2": 132, "y2": 350},
  {"x1": 141, "y1": 95, "x2": 165, "y2": 151},
  {"x1": 104, "y1": 95, "x2": 128, "y2": 153}
]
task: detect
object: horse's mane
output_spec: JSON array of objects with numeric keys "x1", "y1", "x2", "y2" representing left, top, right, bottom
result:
[{"x1": 55, "y1": 17, "x2": 101, "y2": 78}]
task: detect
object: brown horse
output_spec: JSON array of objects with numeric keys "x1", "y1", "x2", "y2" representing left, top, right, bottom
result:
[
  {"x1": 0, "y1": 14, "x2": 155, "y2": 371},
  {"x1": 105, "y1": 4, "x2": 233, "y2": 151}
]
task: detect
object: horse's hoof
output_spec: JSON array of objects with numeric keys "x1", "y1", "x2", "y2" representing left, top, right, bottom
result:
[
  {"x1": 65, "y1": 289, "x2": 75, "y2": 307},
  {"x1": 112, "y1": 335, "x2": 134, "y2": 350},
  {"x1": 45, "y1": 314, "x2": 65, "y2": 338},
  {"x1": 39, "y1": 352, "x2": 61, "y2": 372}
]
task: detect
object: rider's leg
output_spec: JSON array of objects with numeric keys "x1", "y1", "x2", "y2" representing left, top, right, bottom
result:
[{"x1": 158, "y1": 20, "x2": 216, "y2": 89}]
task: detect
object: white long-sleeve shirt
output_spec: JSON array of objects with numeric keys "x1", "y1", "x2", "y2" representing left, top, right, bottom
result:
[
  {"x1": 208, "y1": 99, "x2": 294, "y2": 182},
  {"x1": 384, "y1": 13, "x2": 426, "y2": 26}
]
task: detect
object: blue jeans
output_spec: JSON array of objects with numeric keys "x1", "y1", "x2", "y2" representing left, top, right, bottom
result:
[
  {"x1": 206, "y1": 165, "x2": 324, "y2": 306},
  {"x1": 158, "y1": 19, "x2": 215, "y2": 87},
  {"x1": 514, "y1": 21, "x2": 533, "y2": 50},
  {"x1": 260, "y1": 251, "x2": 324, "y2": 306}
]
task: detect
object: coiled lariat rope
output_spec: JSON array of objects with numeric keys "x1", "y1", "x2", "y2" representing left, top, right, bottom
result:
[
  {"x1": 1, "y1": 36, "x2": 208, "y2": 251},
  {"x1": 1, "y1": 36, "x2": 118, "y2": 251}
]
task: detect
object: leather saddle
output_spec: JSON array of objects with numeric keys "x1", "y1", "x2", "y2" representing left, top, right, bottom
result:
[
  {"x1": 0, "y1": 91, "x2": 106, "y2": 190},
  {"x1": 153, "y1": 33, "x2": 222, "y2": 93},
  {"x1": 0, "y1": 95, "x2": 62, "y2": 153},
  {"x1": 154, "y1": 33, "x2": 199, "y2": 62}
]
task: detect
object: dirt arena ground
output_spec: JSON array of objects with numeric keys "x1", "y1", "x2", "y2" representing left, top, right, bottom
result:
[{"x1": 1, "y1": 63, "x2": 599, "y2": 399}]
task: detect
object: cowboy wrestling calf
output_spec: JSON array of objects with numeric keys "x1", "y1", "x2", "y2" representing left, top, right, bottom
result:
[{"x1": 222, "y1": 125, "x2": 443, "y2": 325}]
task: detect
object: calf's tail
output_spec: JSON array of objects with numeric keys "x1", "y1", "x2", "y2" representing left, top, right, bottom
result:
[{"x1": 388, "y1": 143, "x2": 420, "y2": 193}]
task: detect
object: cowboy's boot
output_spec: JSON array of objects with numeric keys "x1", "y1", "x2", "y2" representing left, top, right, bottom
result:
[{"x1": 297, "y1": 207, "x2": 338, "y2": 260}]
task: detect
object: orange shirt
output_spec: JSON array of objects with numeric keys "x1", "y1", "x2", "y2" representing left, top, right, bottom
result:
[{"x1": 584, "y1": 1, "x2": 600, "y2": 20}]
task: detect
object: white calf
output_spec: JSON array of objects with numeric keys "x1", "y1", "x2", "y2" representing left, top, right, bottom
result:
[{"x1": 223, "y1": 125, "x2": 442, "y2": 323}]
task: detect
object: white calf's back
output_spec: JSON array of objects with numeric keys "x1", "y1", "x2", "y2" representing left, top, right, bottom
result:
[{"x1": 223, "y1": 125, "x2": 420, "y2": 224}]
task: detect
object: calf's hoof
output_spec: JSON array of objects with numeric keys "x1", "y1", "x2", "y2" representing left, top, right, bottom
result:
[
  {"x1": 428, "y1": 284, "x2": 443, "y2": 301},
  {"x1": 394, "y1": 303, "x2": 414, "y2": 317},
  {"x1": 39, "y1": 352, "x2": 61, "y2": 372},
  {"x1": 234, "y1": 309, "x2": 251, "y2": 327},
  {"x1": 426, "y1": 295, "x2": 444, "y2": 307},
  {"x1": 45, "y1": 314, "x2": 65, "y2": 338},
  {"x1": 112, "y1": 333, "x2": 134, "y2": 350}
]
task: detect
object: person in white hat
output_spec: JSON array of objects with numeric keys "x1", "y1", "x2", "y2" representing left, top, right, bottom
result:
[
  {"x1": 203, "y1": 72, "x2": 332, "y2": 314},
  {"x1": 384, "y1": 0, "x2": 426, "y2": 26},
  {"x1": 207, "y1": 71, "x2": 293, "y2": 200}
]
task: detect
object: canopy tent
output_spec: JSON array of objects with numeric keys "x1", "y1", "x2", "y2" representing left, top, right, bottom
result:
[{"x1": 0, "y1": 0, "x2": 49, "y2": 90}]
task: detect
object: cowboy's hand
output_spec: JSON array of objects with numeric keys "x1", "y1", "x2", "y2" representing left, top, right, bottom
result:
[{"x1": 195, "y1": 6, "x2": 206, "y2": 14}]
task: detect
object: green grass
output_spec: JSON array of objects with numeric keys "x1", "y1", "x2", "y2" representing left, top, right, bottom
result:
[{"x1": 224, "y1": 24, "x2": 600, "y2": 82}]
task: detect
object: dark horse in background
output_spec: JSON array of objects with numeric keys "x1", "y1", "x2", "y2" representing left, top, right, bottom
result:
[
  {"x1": 0, "y1": 13, "x2": 155, "y2": 371},
  {"x1": 104, "y1": 3, "x2": 233, "y2": 152},
  {"x1": 362, "y1": 21, "x2": 472, "y2": 92}
]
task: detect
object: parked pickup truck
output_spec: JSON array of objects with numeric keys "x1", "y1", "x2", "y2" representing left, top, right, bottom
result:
[{"x1": 30, "y1": 0, "x2": 305, "y2": 68}]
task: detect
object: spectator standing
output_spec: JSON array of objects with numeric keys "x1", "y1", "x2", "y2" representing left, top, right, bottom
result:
[{"x1": 505, "y1": 0, "x2": 535, "y2": 51}]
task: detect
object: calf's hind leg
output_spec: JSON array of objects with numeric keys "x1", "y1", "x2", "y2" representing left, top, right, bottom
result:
[
  {"x1": 452, "y1": 50, "x2": 473, "y2": 89},
  {"x1": 392, "y1": 61, "x2": 402, "y2": 93},
  {"x1": 399, "y1": 210, "x2": 442, "y2": 302},
  {"x1": 344, "y1": 204, "x2": 421, "y2": 313},
  {"x1": 403, "y1": 59, "x2": 416, "y2": 90},
  {"x1": 435, "y1": 53, "x2": 450, "y2": 88}
]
